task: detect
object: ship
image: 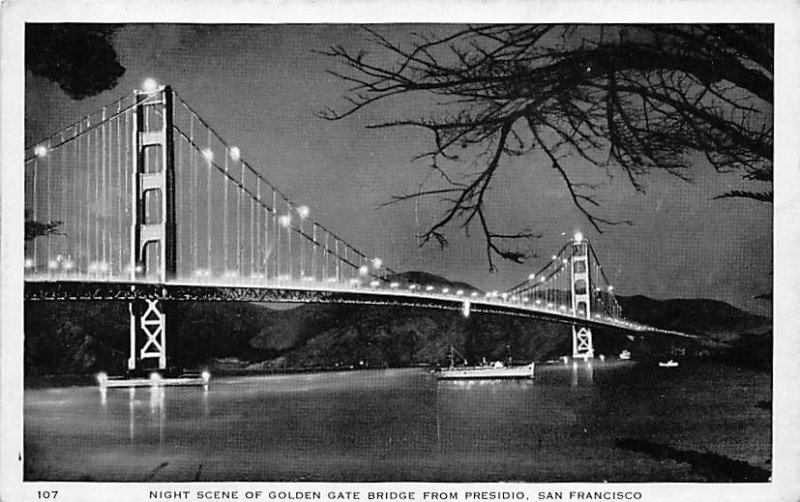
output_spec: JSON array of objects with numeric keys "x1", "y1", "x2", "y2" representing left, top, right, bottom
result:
[
  {"x1": 436, "y1": 346, "x2": 534, "y2": 380},
  {"x1": 97, "y1": 371, "x2": 211, "y2": 388}
]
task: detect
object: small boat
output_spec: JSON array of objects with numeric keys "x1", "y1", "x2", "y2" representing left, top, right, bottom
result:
[
  {"x1": 97, "y1": 371, "x2": 211, "y2": 388},
  {"x1": 619, "y1": 350, "x2": 631, "y2": 360},
  {"x1": 437, "y1": 362, "x2": 535, "y2": 380},
  {"x1": 658, "y1": 360, "x2": 679, "y2": 368},
  {"x1": 436, "y1": 346, "x2": 534, "y2": 380}
]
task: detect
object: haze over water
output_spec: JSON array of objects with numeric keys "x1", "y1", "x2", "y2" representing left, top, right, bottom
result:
[{"x1": 24, "y1": 361, "x2": 770, "y2": 482}]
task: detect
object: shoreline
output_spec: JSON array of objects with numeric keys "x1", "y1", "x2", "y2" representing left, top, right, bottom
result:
[{"x1": 24, "y1": 354, "x2": 763, "y2": 389}]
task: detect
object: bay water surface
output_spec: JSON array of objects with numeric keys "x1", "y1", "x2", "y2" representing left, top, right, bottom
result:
[{"x1": 24, "y1": 360, "x2": 771, "y2": 482}]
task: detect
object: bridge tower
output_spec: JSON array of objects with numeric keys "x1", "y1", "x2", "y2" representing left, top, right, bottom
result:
[
  {"x1": 128, "y1": 85, "x2": 176, "y2": 372},
  {"x1": 570, "y1": 232, "x2": 594, "y2": 359}
]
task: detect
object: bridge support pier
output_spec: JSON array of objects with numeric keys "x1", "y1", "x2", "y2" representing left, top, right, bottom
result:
[
  {"x1": 572, "y1": 325, "x2": 594, "y2": 360},
  {"x1": 128, "y1": 299, "x2": 168, "y2": 372},
  {"x1": 128, "y1": 85, "x2": 176, "y2": 373},
  {"x1": 570, "y1": 234, "x2": 594, "y2": 359}
]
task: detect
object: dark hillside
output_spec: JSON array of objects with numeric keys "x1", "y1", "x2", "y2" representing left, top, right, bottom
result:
[{"x1": 617, "y1": 295, "x2": 771, "y2": 339}]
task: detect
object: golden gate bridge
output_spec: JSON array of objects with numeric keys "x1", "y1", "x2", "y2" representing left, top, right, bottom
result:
[{"x1": 23, "y1": 83, "x2": 691, "y2": 373}]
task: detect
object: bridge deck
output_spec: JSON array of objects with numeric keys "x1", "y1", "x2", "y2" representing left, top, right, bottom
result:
[{"x1": 24, "y1": 278, "x2": 695, "y2": 338}]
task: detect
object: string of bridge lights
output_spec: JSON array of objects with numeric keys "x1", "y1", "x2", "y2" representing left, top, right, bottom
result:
[
  {"x1": 168, "y1": 83, "x2": 394, "y2": 285},
  {"x1": 24, "y1": 78, "x2": 387, "y2": 285},
  {"x1": 24, "y1": 79, "x2": 641, "y2": 330}
]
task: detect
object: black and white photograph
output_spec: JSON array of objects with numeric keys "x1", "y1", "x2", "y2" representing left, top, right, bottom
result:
[{"x1": 2, "y1": 2, "x2": 799, "y2": 501}]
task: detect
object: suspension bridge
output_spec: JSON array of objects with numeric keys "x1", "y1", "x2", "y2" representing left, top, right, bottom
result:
[{"x1": 23, "y1": 83, "x2": 690, "y2": 372}]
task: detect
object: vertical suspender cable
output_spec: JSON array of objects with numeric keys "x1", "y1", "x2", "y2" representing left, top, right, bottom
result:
[
  {"x1": 335, "y1": 239, "x2": 340, "y2": 282},
  {"x1": 237, "y1": 163, "x2": 243, "y2": 276},
  {"x1": 256, "y1": 179, "x2": 262, "y2": 278},
  {"x1": 223, "y1": 151, "x2": 229, "y2": 272},
  {"x1": 94, "y1": 124, "x2": 100, "y2": 269},
  {"x1": 46, "y1": 144, "x2": 52, "y2": 270},
  {"x1": 61, "y1": 138, "x2": 68, "y2": 272},
  {"x1": 299, "y1": 218, "x2": 305, "y2": 278},
  {"x1": 31, "y1": 157, "x2": 38, "y2": 269},
  {"x1": 242, "y1": 176, "x2": 248, "y2": 278},
  {"x1": 101, "y1": 108, "x2": 108, "y2": 271},
  {"x1": 324, "y1": 231, "x2": 329, "y2": 280},
  {"x1": 85, "y1": 118, "x2": 92, "y2": 271},
  {"x1": 176, "y1": 125, "x2": 183, "y2": 277},
  {"x1": 116, "y1": 102, "x2": 123, "y2": 276},
  {"x1": 286, "y1": 201, "x2": 292, "y2": 279},
  {"x1": 76, "y1": 121, "x2": 83, "y2": 272},
  {"x1": 190, "y1": 115, "x2": 197, "y2": 272},
  {"x1": 59, "y1": 142, "x2": 66, "y2": 271},
  {"x1": 312, "y1": 224, "x2": 317, "y2": 280},
  {"x1": 274, "y1": 190, "x2": 279, "y2": 278},
  {"x1": 250, "y1": 190, "x2": 255, "y2": 278},
  {"x1": 206, "y1": 129, "x2": 212, "y2": 273}
]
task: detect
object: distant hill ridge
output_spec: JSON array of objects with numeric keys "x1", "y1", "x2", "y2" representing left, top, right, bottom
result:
[
  {"x1": 384, "y1": 270, "x2": 482, "y2": 295},
  {"x1": 616, "y1": 295, "x2": 771, "y2": 339}
]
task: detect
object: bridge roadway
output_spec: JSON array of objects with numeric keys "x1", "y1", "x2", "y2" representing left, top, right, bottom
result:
[{"x1": 24, "y1": 278, "x2": 695, "y2": 339}]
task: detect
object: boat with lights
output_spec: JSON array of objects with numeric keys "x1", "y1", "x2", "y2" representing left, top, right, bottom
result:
[
  {"x1": 97, "y1": 371, "x2": 211, "y2": 388},
  {"x1": 436, "y1": 346, "x2": 534, "y2": 380}
]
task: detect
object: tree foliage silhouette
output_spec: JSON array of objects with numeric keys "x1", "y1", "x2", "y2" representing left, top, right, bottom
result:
[
  {"x1": 322, "y1": 25, "x2": 773, "y2": 269},
  {"x1": 26, "y1": 24, "x2": 125, "y2": 100},
  {"x1": 25, "y1": 210, "x2": 61, "y2": 242}
]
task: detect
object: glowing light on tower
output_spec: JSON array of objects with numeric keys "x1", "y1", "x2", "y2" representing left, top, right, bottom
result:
[
  {"x1": 142, "y1": 78, "x2": 159, "y2": 92},
  {"x1": 229, "y1": 146, "x2": 241, "y2": 160},
  {"x1": 574, "y1": 231, "x2": 583, "y2": 243}
]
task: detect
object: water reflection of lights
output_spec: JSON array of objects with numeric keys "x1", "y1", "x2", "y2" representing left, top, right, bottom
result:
[
  {"x1": 97, "y1": 372, "x2": 109, "y2": 407},
  {"x1": 202, "y1": 384, "x2": 210, "y2": 415},
  {"x1": 149, "y1": 385, "x2": 166, "y2": 447},
  {"x1": 569, "y1": 358, "x2": 595, "y2": 387},
  {"x1": 150, "y1": 372, "x2": 162, "y2": 385},
  {"x1": 440, "y1": 379, "x2": 535, "y2": 391},
  {"x1": 128, "y1": 387, "x2": 136, "y2": 443}
]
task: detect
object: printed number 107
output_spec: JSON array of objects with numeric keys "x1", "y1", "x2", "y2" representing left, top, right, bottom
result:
[{"x1": 38, "y1": 491, "x2": 58, "y2": 499}]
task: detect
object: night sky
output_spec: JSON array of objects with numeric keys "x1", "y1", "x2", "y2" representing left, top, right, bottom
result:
[{"x1": 25, "y1": 24, "x2": 773, "y2": 316}]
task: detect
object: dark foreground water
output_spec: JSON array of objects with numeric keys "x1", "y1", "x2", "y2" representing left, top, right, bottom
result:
[{"x1": 24, "y1": 360, "x2": 771, "y2": 482}]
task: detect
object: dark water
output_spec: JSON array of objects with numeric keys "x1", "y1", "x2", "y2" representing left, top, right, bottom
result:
[{"x1": 24, "y1": 360, "x2": 771, "y2": 482}]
